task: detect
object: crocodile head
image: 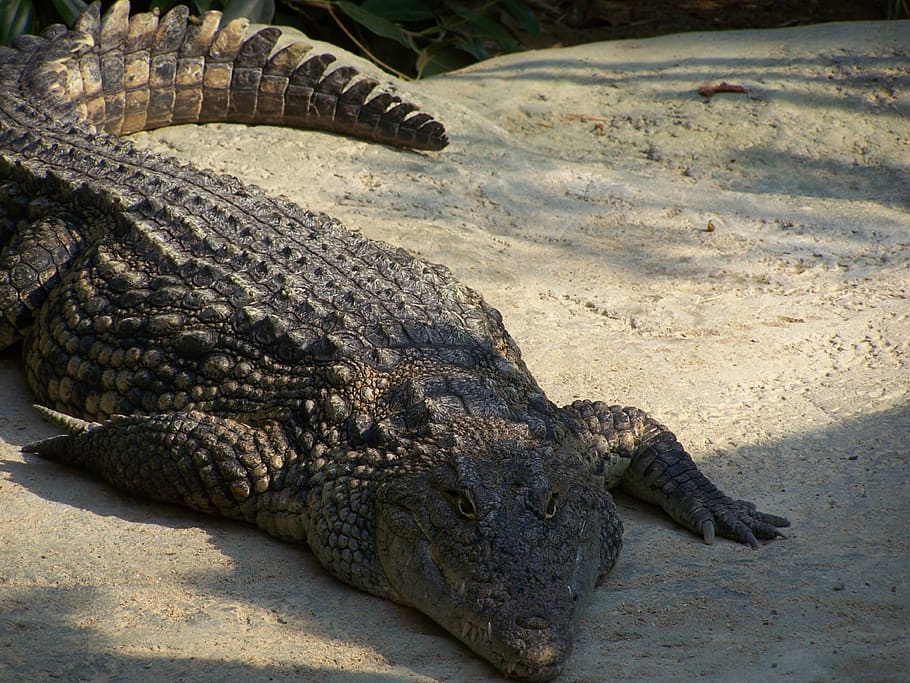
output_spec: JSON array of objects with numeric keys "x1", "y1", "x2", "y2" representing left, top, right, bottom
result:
[{"x1": 375, "y1": 423, "x2": 622, "y2": 681}]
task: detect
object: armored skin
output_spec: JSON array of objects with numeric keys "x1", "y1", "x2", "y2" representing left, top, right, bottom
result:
[{"x1": 0, "y1": 2, "x2": 789, "y2": 680}]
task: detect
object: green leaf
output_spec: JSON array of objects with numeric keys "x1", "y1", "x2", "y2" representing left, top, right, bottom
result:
[
  {"x1": 49, "y1": 0, "x2": 87, "y2": 26},
  {"x1": 220, "y1": 0, "x2": 274, "y2": 24},
  {"x1": 336, "y1": 1, "x2": 410, "y2": 47},
  {"x1": 360, "y1": 0, "x2": 435, "y2": 23},
  {"x1": 449, "y1": 4, "x2": 520, "y2": 51},
  {"x1": 454, "y1": 35, "x2": 491, "y2": 61},
  {"x1": 416, "y1": 43, "x2": 474, "y2": 78},
  {"x1": 501, "y1": 0, "x2": 538, "y2": 35},
  {"x1": 0, "y1": 0, "x2": 34, "y2": 45}
]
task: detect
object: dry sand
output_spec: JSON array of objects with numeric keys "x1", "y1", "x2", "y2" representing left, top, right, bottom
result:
[{"x1": 1, "y1": 20, "x2": 908, "y2": 682}]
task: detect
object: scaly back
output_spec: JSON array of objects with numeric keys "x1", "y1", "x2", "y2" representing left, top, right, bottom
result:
[{"x1": 0, "y1": 1, "x2": 531, "y2": 422}]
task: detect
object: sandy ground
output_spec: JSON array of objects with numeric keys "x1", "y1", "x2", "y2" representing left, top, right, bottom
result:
[{"x1": 2, "y1": 20, "x2": 909, "y2": 682}]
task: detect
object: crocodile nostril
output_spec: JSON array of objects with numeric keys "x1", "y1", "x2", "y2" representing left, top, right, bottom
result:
[{"x1": 516, "y1": 613, "x2": 550, "y2": 630}]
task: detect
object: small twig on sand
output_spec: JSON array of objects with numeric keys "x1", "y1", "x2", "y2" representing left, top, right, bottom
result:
[
  {"x1": 567, "y1": 114, "x2": 609, "y2": 135},
  {"x1": 698, "y1": 82, "x2": 749, "y2": 98},
  {"x1": 566, "y1": 114, "x2": 610, "y2": 122}
]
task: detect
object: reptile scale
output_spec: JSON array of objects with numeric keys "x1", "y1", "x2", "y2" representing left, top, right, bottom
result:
[{"x1": 0, "y1": 2, "x2": 789, "y2": 680}]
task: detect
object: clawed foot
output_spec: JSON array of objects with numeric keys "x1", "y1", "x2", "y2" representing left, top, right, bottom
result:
[{"x1": 697, "y1": 498, "x2": 790, "y2": 548}]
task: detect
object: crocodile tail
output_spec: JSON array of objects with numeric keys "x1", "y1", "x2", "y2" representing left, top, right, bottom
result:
[{"x1": 19, "y1": 0, "x2": 447, "y2": 150}]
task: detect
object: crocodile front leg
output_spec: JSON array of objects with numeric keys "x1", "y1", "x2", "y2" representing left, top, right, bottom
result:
[
  {"x1": 0, "y1": 194, "x2": 87, "y2": 349},
  {"x1": 562, "y1": 400, "x2": 790, "y2": 548},
  {"x1": 24, "y1": 407, "x2": 308, "y2": 542}
]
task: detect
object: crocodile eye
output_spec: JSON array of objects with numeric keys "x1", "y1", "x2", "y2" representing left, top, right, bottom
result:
[
  {"x1": 544, "y1": 491, "x2": 559, "y2": 519},
  {"x1": 445, "y1": 489, "x2": 477, "y2": 520},
  {"x1": 458, "y1": 495, "x2": 477, "y2": 520}
]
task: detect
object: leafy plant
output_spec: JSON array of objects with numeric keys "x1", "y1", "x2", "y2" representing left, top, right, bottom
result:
[
  {"x1": 1, "y1": 0, "x2": 86, "y2": 45},
  {"x1": 887, "y1": 0, "x2": 909, "y2": 19},
  {"x1": 278, "y1": 0, "x2": 538, "y2": 78}
]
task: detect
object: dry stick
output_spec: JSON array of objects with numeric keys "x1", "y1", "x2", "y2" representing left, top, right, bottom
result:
[
  {"x1": 566, "y1": 114, "x2": 610, "y2": 122},
  {"x1": 698, "y1": 82, "x2": 749, "y2": 97},
  {"x1": 323, "y1": 3, "x2": 410, "y2": 81}
]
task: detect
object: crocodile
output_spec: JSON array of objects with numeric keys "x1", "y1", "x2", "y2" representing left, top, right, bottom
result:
[{"x1": 0, "y1": 2, "x2": 789, "y2": 680}]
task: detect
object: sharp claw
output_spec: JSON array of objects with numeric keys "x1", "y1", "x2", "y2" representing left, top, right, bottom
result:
[
  {"x1": 752, "y1": 510, "x2": 791, "y2": 527},
  {"x1": 701, "y1": 520, "x2": 715, "y2": 545},
  {"x1": 769, "y1": 514, "x2": 791, "y2": 528},
  {"x1": 745, "y1": 531, "x2": 759, "y2": 549},
  {"x1": 32, "y1": 404, "x2": 98, "y2": 433}
]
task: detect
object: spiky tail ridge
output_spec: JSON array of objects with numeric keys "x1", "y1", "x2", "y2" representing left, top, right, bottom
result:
[{"x1": 11, "y1": 0, "x2": 447, "y2": 150}]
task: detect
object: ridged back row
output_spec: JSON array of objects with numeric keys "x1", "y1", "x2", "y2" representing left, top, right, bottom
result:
[{"x1": 6, "y1": 0, "x2": 448, "y2": 150}]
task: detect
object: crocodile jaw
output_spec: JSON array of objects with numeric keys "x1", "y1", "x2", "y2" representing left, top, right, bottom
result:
[{"x1": 374, "y1": 467, "x2": 606, "y2": 681}]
